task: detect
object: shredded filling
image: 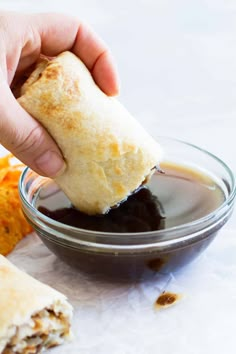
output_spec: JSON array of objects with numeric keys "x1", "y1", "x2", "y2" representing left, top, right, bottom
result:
[{"x1": 3, "y1": 307, "x2": 71, "y2": 354}]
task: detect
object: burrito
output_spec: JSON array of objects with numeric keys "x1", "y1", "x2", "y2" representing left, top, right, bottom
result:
[
  {"x1": 18, "y1": 51, "x2": 162, "y2": 215},
  {"x1": 0, "y1": 255, "x2": 73, "y2": 354}
]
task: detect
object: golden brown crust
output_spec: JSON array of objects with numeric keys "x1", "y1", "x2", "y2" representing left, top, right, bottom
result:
[
  {"x1": 0, "y1": 256, "x2": 72, "y2": 353},
  {"x1": 18, "y1": 51, "x2": 162, "y2": 214}
]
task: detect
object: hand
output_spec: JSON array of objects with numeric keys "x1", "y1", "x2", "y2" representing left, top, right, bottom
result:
[{"x1": 0, "y1": 12, "x2": 119, "y2": 177}]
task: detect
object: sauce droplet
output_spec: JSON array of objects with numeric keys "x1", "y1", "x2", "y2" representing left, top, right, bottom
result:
[
  {"x1": 155, "y1": 291, "x2": 181, "y2": 309},
  {"x1": 147, "y1": 258, "x2": 167, "y2": 272}
]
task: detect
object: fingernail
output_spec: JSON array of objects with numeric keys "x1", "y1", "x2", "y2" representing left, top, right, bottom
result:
[{"x1": 35, "y1": 151, "x2": 66, "y2": 177}]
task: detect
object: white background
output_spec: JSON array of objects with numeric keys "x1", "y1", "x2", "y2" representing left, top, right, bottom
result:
[{"x1": 1, "y1": 1, "x2": 236, "y2": 353}]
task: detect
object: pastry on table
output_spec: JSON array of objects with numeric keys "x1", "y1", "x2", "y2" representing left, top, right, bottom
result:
[{"x1": 0, "y1": 255, "x2": 73, "y2": 354}]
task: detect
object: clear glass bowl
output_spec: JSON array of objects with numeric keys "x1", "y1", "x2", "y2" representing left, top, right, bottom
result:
[{"x1": 19, "y1": 137, "x2": 236, "y2": 280}]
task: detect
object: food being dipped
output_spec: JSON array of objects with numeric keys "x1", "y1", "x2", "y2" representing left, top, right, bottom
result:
[{"x1": 18, "y1": 51, "x2": 162, "y2": 215}]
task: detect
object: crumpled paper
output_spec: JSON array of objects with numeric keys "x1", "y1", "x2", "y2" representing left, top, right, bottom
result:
[{"x1": 7, "y1": 228, "x2": 236, "y2": 354}]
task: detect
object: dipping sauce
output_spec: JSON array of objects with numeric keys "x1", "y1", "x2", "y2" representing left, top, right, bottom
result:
[
  {"x1": 38, "y1": 187, "x2": 165, "y2": 233},
  {"x1": 36, "y1": 162, "x2": 225, "y2": 233}
]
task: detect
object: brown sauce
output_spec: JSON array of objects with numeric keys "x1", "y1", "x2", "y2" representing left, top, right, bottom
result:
[
  {"x1": 36, "y1": 162, "x2": 225, "y2": 233},
  {"x1": 155, "y1": 291, "x2": 181, "y2": 308},
  {"x1": 38, "y1": 187, "x2": 165, "y2": 233},
  {"x1": 147, "y1": 257, "x2": 168, "y2": 271}
]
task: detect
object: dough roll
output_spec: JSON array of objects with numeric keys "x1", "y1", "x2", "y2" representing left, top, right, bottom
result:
[
  {"x1": 18, "y1": 52, "x2": 162, "y2": 214},
  {"x1": 0, "y1": 255, "x2": 73, "y2": 354}
]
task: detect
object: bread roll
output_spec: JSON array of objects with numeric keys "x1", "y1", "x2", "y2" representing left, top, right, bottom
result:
[
  {"x1": 18, "y1": 52, "x2": 162, "y2": 214},
  {"x1": 0, "y1": 255, "x2": 72, "y2": 354}
]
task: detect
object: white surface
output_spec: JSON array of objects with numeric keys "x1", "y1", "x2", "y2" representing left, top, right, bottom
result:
[
  {"x1": 7, "y1": 230, "x2": 236, "y2": 354},
  {"x1": 1, "y1": 1, "x2": 236, "y2": 353}
]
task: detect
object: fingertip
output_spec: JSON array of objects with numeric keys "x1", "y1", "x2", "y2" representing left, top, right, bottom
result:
[
  {"x1": 92, "y1": 51, "x2": 120, "y2": 96},
  {"x1": 108, "y1": 78, "x2": 120, "y2": 97}
]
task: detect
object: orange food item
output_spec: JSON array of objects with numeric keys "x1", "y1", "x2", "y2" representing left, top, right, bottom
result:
[{"x1": 0, "y1": 154, "x2": 32, "y2": 255}]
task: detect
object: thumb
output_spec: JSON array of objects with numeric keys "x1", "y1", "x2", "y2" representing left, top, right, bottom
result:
[{"x1": 0, "y1": 80, "x2": 66, "y2": 177}]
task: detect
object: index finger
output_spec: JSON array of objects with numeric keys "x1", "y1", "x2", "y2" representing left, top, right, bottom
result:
[{"x1": 33, "y1": 13, "x2": 119, "y2": 96}]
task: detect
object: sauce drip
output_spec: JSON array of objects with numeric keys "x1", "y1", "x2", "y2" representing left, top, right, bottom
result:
[{"x1": 155, "y1": 292, "x2": 181, "y2": 308}]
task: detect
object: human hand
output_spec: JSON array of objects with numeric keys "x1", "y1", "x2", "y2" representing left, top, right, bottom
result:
[{"x1": 0, "y1": 12, "x2": 119, "y2": 177}]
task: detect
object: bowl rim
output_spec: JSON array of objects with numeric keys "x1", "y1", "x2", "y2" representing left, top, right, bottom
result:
[{"x1": 19, "y1": 136, "x2": 236, "y2": 240}]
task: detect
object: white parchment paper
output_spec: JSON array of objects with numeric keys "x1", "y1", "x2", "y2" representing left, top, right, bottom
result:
[{"x1": 7, "y1": 229, "x2": 236, "y2": 354}]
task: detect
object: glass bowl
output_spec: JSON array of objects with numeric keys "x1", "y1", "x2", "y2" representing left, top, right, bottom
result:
[{"x1": 19, "y1": 137, "x2": 236, "y2": 280}]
